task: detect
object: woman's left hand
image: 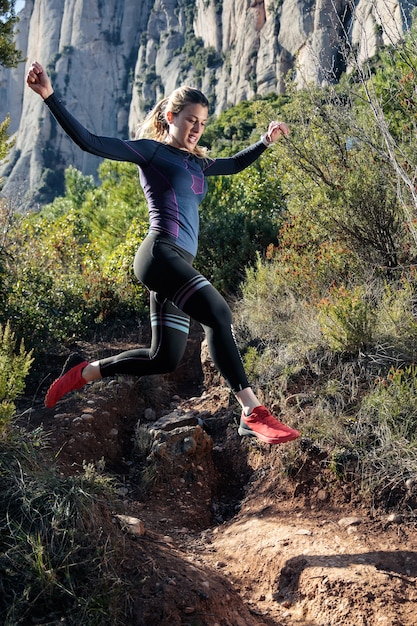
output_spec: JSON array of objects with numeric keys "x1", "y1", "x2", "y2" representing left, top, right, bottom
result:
[{"x1": 266, "y1": 121, "x2": 290, "y2": 143}]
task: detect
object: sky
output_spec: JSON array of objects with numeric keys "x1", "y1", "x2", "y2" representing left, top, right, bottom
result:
[{"x1": 15, "y1": 1, "x2": 25, "y2": 13}]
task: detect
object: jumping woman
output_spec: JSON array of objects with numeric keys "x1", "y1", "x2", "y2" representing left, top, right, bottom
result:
[{"x1": 26, "y1": 61, "x2": 299, "y2": 445}]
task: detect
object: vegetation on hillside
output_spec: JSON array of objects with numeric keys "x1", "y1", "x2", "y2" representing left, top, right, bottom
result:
[
  {"x1": 2, "y1": 6, "x2": 417, "y2": 623},
  {"x1": 0, "y1": 0, "x2": 24, "y2": 69},
  {"x1": 0, "y1": 1, "x2": 24, "y2": 174}
]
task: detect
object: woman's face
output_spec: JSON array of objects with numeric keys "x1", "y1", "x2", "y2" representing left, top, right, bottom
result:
[{"x1": 166, "y1": 103, "x2": 208, "y2": 151}]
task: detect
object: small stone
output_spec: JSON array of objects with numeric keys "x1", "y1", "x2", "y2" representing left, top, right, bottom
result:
[
  {"x1": 295, "y1": 528, "x2": 312, "y2": 536},
  {"x1": 338, "y1": 516, "x2": 363, "y2": 528},
  {"x1": 182, "y1": 436, "x2": 197, "y2": 455},
  {"x1": 152, "y1": 411, "x2": 198, "y2": 431},
  {"x1": 144, "y1": 407, "x2": 156, "y2": 421},
  {"x1": 386, "y1": 513, "x2": 402, "y2": 524},
  {"x1": 115, "y1": 515, "x2": 145, "y2": 536},
  {"x1": 109, "y1": 428, "x2": 118, "y2": 437},
  {"x1": 184, "y1": 607, "x2": 195, "y2": 614},
  {"x1": 317, "y1": 489, "x2": 329, "y2": 501},
  {"x1": 130, "y1": 522, "x2": 145, "y2": 536}
]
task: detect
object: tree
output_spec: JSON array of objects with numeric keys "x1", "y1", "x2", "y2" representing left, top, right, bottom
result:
[
  {"x1": 258, "y1": 69, "x2": 414, "y2": 280},
  {"x1": 0, "y1": 0, "x2": 23, "y2": 68},
  {"x1": 0, "y1": 114, "x2": 11, "y2": 162},
  {"x1": 328, "y1": 2, "x2": 417, "y2": 255},
  {"x1": 0, "y1": 1, "x2": 24, "y2": 190},
  {"x1": 197, "y1": 158, "x2": 286, "y2": 294},
  {"x1": 78, "y1": 160, "x2": 147, "y2": 255}
]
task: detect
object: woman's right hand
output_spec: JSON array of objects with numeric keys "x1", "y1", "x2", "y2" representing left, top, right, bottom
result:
[{"x1": 26, "y1": 61, "x2": 54, "y2": 100}]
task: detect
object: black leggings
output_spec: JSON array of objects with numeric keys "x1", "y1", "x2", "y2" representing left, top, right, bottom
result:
[{"x1": 99, "y1": 233, "x2": 249, "y2": 392}]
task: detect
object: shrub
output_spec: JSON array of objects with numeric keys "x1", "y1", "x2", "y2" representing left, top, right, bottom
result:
[
  {"x1": 2, "y1": 199, "x2": 149, "y2": 356},
  {"x1": 237, "y1": 254, "x2": 321, "y2": 348},
  {"x1": 352, "y1": 365, "x2": 417, "y2": 505},
  {"x1": 266, "y1": 216, "x2": 360, "y2": 302},
  {"x1": 0, "y1": 321, "x2": 33, "y2": 432},
  {"x1": 318, "y1": 284, "x2": 376, "y2": 354},
  {"x1": 197, "y1": 163, "x2": 285, "y2": 294},
  {"x1": 360, "y1": 365, "x2": 417, "y2": 442},
  {"x1": 374, "y1": 278, "x2": 417, "y2": 361},
  {"x1": 102, "y1": 217, "x2": 150, "y2": 314}
]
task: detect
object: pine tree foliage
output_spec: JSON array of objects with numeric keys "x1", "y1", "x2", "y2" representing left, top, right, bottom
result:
[{"x1": 0, "y1": 0, "x2": 24, "y2": 68}]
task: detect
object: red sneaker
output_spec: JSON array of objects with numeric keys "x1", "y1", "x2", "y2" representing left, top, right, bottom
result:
[
  {"x1": 45, "y1": 354, "x2": 89, "y2": 408},
  {"x1": 238, "y1": 405, "x2": 300, "y2": 444}
]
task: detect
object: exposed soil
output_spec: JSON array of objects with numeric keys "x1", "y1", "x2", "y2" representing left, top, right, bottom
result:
[{"x1": 17, "y1": 327, "x2": 417, "y2": 626}]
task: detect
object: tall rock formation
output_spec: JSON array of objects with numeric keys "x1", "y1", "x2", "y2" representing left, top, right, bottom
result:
[{"x1": 0, "y1": 0, "x2": 414, "y2": 207}]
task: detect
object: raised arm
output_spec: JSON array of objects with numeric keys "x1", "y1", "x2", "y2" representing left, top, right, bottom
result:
[
  {"x1": 26, "y1": 62, "x2": 145, "y2": 164},
  {"x1": 204, "y1": 121, "x2": 289, "y2": 176}
]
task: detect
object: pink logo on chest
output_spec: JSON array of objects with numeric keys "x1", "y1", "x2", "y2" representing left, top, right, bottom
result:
[{"x1": 191, "y1": 174, "x2": 205, "y2": 195}]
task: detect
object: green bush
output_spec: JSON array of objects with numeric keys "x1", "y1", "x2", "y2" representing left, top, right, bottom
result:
[
  {"x1": 237, "y1": 251, "x2": 417, "y2": 508},
  {"x1": 102, "y1": 217, "x2": 150, "y2": 314},
  {"x1": 237, "y1": 254, "x2": 321, "y2": 349},
  {"x1": 79, "y1": 160, "x2": 147, "y2": 255},
  {"x1": 267, "y1": 216, "x2": 358, "y2": 301},
  {"x1": 360, "y1": 365, "x2": 417, "y2": 442},
  {"x1": 318, "y1": 284, "x2": 376, "y2": 354},
  {"x1": 269, "y1": 80, "x2": 413, "y2": 279},
  {"x1": 197, "y1": 162, "x2": 286, "y2": 293},
  {"x1": 374, "y1": 279, "x2": 417, "y2": 361},
  {"x1": 0, "y1": 321, "x2": 33, "y2": 432},
  {"x1": 351, "y1": 365, "x2": 417, "y2": 504},
  {"x1": 2, "y1": 178, "x2": 150, "y2": 356}
]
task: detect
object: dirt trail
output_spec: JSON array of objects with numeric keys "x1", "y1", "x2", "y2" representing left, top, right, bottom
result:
[
  {"x1": 200, "y1": 502, "x2": 417, "y2": 625},
  {"x1": 19, "y1": 335, "x2": 417, "y2": 626}
]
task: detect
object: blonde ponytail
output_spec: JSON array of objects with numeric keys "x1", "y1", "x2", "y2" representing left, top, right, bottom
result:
[
  {"x1": 136, "y1": 86, "x2": 209, "y2": 158},
  {"x1": 136, "y1": 97, "x2": 170, "y2": 141}
]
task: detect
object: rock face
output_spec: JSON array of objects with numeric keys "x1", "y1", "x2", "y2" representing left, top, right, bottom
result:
[{"x1": 0, "y1": 0, "x2": 414, "y2": 206}]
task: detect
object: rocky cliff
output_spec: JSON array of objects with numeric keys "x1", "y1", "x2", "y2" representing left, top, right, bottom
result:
[{"x1": 0, "y1": 0, "x2": 414, "y2": 206}]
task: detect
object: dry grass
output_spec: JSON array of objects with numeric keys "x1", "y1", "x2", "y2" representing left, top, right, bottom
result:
[
  {"x1": 234, "y1": 263, "x2": 417, "y2": 512},
  {"x1": 0, "y1": 427, "x2": 128, "y2": 625}
]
